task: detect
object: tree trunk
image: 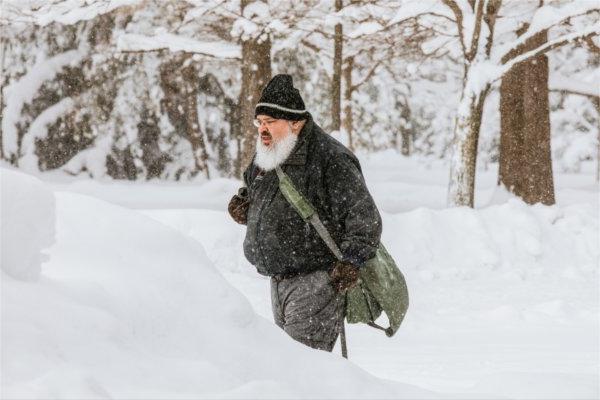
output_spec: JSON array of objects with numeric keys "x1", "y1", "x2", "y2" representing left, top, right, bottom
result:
[
  {"x1": 447, "y1": 79, "x2": 489, "y2": 207},
  {"x1": 0, "y1": 36, "x2": 7, "y2": 159},
  {"x1": 331, "y1": 0, "x2": 343, "y2": 132},
  {"x1": 400, "y1": 103, "x2": 411, "y2": 156},
  {"x1": 499, "y1": 30, "x2": 555, "y2": 205},
  {"x1": 160, "y1": 56, "x2": 211, "y2": 179},
  {"x1": 342, "y1": 55, "x2": 353, "y2": 150},
  {"x1": 239, "y1": 1, "x2": 271, "y2": 176},
  {"x1": 182, "y1": 64, "x2": 210, "y2": 179},
  {"x1": 592, "y1": 97, "x2": 600, "y2": 182}
]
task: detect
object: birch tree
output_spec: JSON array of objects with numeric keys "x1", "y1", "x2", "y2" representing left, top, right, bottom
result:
[
  {"x1": 439, "y1": 0, "x2": 599, "y2": 207},
  {"x1": 384, "y1": 0, "x2": 599, "y2": 207}
]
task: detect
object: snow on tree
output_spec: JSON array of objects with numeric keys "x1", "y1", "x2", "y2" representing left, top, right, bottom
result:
[
  {"x1": 2, "y1": 1, "x2": 242, "y2": 179},
  {"x1": 549, "y1": 39, "x2": 599, "y2": 178},
  {"x1": 376, "y1": 0, "x2": 599, "y2": 207},
  {"x1": 2, "y1": 47, "x2": 88, "y2": 164},
  {"x1": 1, "y1": 0, "x2": 597, "y2": 187}
]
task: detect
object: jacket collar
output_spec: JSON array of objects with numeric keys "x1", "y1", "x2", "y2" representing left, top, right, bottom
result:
[{"x1": 282, "y1": 114, "x2": 313, "y2": 166}]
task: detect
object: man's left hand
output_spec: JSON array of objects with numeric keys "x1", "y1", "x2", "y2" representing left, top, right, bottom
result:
[
  {"x1": 330, "y1": 261, "x2": 360, "y2": 293},
  {"x1": 228, "y1": 187, "x2": 250, "y2": 225}
]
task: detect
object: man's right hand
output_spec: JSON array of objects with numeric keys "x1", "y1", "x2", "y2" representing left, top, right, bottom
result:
[
  {"x1": 228, "y1": 187, "x2": 250, "y2": 225},
  {"x1": 330, "y1": 261, "x2": 360, "y2": 293}
]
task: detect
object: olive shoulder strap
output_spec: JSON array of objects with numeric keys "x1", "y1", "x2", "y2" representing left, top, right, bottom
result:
[
  {"x1": 274, "y1": 166, "x2": 344, "y2": 262},
  {"x1": 275, "y1": 166, "x2": 350, "y2": 359}
]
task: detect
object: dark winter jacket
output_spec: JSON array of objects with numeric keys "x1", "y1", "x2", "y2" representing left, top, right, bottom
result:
[{"x1": 242, "y1": 115, "x2": 382, "y2": 277}]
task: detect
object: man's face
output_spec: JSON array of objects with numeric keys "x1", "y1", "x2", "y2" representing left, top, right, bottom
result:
[{"x1": 254, "y1": 115, "x2": 294, "y2": 147}]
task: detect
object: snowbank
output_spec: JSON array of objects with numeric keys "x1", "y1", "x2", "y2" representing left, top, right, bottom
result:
[
  {"x1": 385, "y1": 199, "x2": 598, "y2": 282},
  {"x1": 142, "y1": 170, "x2": 598, "y2": 398},
  {"x1": 1, "y1": 168, "x2": 56, "y2": 281},
  {"x1": 3, "y1": 153, "x2": 597, "y2": 398},
  {"x1": 1, "y1": 178, "x2": 441, "y2": 398}
]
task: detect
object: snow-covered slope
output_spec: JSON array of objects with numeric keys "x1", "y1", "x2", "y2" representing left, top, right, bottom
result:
[
  {"x1": 1, "y1": 169, "x2": 440, "y2": 399},
  {"x1": 1, "y1": 168, "x2": 55, "y2": 281},
  {"x1": 145, "y1": 202, "x2": 599, "y2": 399},
  {"x1": 2, "y1": 151, "x2": 598, "y2": 398},
  {"x1": 140, "y1": 153, "x2": 599, "y2": 399}
]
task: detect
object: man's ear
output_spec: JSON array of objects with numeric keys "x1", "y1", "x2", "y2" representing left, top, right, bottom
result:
[{"x1": 291, "y1": 120, "x2": 305, "y2": 134}]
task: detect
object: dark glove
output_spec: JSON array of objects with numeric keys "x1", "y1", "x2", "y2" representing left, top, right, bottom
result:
[
  {"x1": 330, "y1": 261, "x2": 360, "y2": 293},
  {"x1": 228, "y1": 187, "x2": 250, "y2": 225}
]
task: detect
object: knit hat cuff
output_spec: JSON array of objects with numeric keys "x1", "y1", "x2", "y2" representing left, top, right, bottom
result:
[{"x1": 255, "y1": 103, "x2": 308, "y2": 121}]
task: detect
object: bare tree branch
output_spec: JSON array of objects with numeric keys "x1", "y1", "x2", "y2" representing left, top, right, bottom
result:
[
  {"x1": 467, "y1": 0, "x2": 485, "y2": 60},
  {"x1": 484, "y1": 0, "x2": 502, "y2": 57},
  {"x1": 116, "y1": 48, "x2": 240, "y2": 61},
  {"x1": 585, "y1": 36, "x2": 600, "y2": 53},
  {"x1": 350, "y1": 58, "x2": 382, "y2": 92},
  {"x1": 549, "y1": 88, "x2": 600, "y2": 101},
  {"x1": 496, "y1": 27, "x2": 599, "y2": 81},
  {"x1": 497, "y1": 7, "x2": 600, "y2": 63},
  {"x1": 441, "y1": 0, "x2": 468, "y2": 58}
]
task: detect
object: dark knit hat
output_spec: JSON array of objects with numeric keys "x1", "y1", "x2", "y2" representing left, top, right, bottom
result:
[{"x1": 255, "y1": 74, "x2": 309, "y2": 121}]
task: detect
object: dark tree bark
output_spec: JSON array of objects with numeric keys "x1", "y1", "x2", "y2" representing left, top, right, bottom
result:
[
  {"x1": 342, "y1": 55, "x2": 354, "y2": 150},
  {"x1": 138, "y1": 109, "x2": 170, "y2": 179},
  {"x1": 0, "y1": 35, "x2": 6, "y2": 159},
  {"x1": 331, "y1": 0, "x2": 343, "y2": 132},
  {"x1": 182, "y1": 63, "x2": 211, "y2": 179},
  {"x1": 593, "y1": 97, "x2": 600, "y2": 182},
  {"x1": 400, "y1": 104, "x2": 412, "y2": 156},
  {"x1": 238, "y1": 0, "x2": 272, "y2": 176},
  {"x1": 499, "y1": 29, "x2": 555, "y2": 205},
  {"x1": 160, "y1": 55, "x2": 210, "y2": 179}
]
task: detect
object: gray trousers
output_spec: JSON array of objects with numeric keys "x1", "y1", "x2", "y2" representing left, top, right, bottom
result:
[{"x1": 270, "y1": 270, "x2": 344, "y2": 352}]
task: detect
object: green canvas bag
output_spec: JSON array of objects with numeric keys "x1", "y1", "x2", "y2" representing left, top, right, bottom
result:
[{"x1": 275, "y1": 166, "x2": 409, "y2": 337}]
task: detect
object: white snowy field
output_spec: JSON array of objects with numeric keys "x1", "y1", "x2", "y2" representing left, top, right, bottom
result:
[{"x1": 1, "y1": 152, "x2": 598, "y2": 399}]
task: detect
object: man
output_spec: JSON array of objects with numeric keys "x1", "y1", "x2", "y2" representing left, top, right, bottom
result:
[{"x1": 228, "y1": 74, "x2": 382, "y2": 352}]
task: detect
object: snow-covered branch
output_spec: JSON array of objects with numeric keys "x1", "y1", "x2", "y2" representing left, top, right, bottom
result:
[
  {"x1": 467, "y1": 0, "x2": 486, "y2": 60},
  {"x1": 116, "y1": 33, "x2": 241, "y2": 60},
  {"x1": 1, "y1": 0, "x2": 142, "y2": 26},
  {"x1": 20, "y1": 97, "x2": 75, "y2": 171},
  {"x1": 441, "y1": 0, "x2": 468, "y2": 57},
  {"x1": 496, "y1": 25, "x2": 599, "y2": 81},
  {"x1": 494, "y1": 2, "x2": 600, "y2": 64},
  {"x1": 351, "y1": 58, "x2": 383, "y2": 92},
  {"x1": 2, "y1": 47, "x2": 88, "y2": 158},
  {"x1": 549, "y1": 73, "x2": 600, "y2": 100},
  {"x1": 483, "y1": 0, "x2": 502, "y2": 57}
]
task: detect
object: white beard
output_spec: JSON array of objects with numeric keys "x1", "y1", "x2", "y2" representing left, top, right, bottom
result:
[{"x1": 254, "y1": 127, "x2": 298, "y2": 171}]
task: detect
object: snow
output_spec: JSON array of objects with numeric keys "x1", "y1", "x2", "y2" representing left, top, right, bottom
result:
[
  {"x1": 497, "y1": 24, "x2": 600, "y2": 81},
  {"x1": 242, "y1": 1, "x2": 270, "y2": 19},
  {"x1": 348, "y1": 22, "x2": 384, "y2": 39},
  {"x1": 549, "y1": 72, "x2": 600, "y2": 98},
  {"x1": 20, "y1": 97, "x2": 75, "y2": 172},
  {"x1": 1, "y1": 47, "x2": 87, "y2": 158},
  {"x1": 62, "y1": 131, "x2": 114, "y2": 178},
  {"x1": 0, "y1": 168, "x2": 55, "y2": 281},
  {"x1": 527, "y1": 1, "x2": 599, "y2": 42},
  {"x1": 553, "y1": 128, "x2": 598, "y2": 173},
  {"x1": 3, "y1": 0, "x2": 142, "y2": 26},
  {"x1": 389, "y1": 1, "x2": 452, "y2": 26},
  {"x1": 2, "y1": 153, "x2": 597, "y2": 398},
  {"x1": 493, "y1": 1, "x2": 600, "y2": 65},
  {"x1": 116, "y1": 33, "x2": 240, "y2": 59},
  {"x1": 0, "y1": 165, "x2": 444, "y2": 399},
  {"x1": 458, "y1": 0, "x2": 476, "y2": 52}
]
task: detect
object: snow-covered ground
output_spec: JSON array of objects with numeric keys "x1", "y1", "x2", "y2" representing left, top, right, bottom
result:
[{"x1": 2, "y1": 152, "x2": 598, "y2": 399}]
